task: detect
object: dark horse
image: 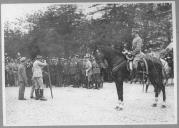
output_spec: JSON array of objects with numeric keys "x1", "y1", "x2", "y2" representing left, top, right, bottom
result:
[{"x1": 93, "y1": 46, "x2": 166, "y2": 110}]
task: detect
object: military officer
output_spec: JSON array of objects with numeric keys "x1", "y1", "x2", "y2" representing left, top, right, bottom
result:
[
  {"x1": 32, "y1": 55, "x2": 47, "y2": 101},
  {"x1": 18, "y1": 57, "x2": 28, "y2": 100},
  {"x1": 131, "y1": 30, "x2": 144, "y2": 70}
]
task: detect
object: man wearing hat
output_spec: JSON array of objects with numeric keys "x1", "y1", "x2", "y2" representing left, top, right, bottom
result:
[
  {"x1": 131, "y1": 29, "x2": 144, "y2": 71},
  {"x1": 84, "y1": 54, "x2": 92, "y2": 88},
  {"x1": 32, "y1": 55, "x2": 47, "y2": 101},
  {"x1": 18, "y1": 57, "x2": 28, "y2": 100}
]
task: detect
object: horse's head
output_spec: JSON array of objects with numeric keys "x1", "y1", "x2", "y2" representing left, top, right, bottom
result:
[{"x1": 93, "y1": 48, "x2": 108, "y2": 69}]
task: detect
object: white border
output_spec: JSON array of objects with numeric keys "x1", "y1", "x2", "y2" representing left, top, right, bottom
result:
[
  {"x1": 1, "y1": 1, "x2": 177, "y2": 126},
  {"x1": 172, "y1": 1, "x2": 177, "y2": 124},
  {"x1": 1, "y1": 4, "x2": 6, "y2": 126}
]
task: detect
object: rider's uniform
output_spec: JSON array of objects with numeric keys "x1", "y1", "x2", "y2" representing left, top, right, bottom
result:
[{"x1": 131, "y1": 35, "x2": 144, "y2": 70}]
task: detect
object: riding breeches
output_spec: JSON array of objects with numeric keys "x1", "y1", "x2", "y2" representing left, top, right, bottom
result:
[{"x1": 133, "y1": 53, "x2": 145, "y2": 70}]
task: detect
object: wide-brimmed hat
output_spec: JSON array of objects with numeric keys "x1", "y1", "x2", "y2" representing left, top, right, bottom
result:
[{"x1": 20, "y1": 57, "x2": 26, "y2": 62}]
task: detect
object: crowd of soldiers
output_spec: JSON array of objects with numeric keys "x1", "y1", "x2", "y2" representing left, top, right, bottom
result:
[
  {"x1": 5, "y1": 53, "x2": 104, "y2": 91},
  {"x1": 5, "y1": 53, "x2": 21, "y2": 87},
  {"x1": 42, "y1": 54, "x2": 104, "y2": 89}
]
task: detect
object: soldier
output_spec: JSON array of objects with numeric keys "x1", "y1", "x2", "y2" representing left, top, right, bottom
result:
[
  {"x1": 57, "y1": 58, "x2": 64, "y2": 87},
  {"x1": 91, "y1": 57, "x2": 101, "y2": 89},
  {"x1": 8, "y1": 59, "x2": 15, "y2": 86},
  {"x1": 50, "y1": 57, "x2": 58, "y2": 86},
  {"x1": 18, "y1": 57, "x2": 28, "y2": 100},
  {"x1": 5, "y1": 57, "x2": 10, "y2": 87},
  {"x1": 13, "y1": 59, "x2": 19, "y2": 87},
  {"x1": 131, "y1": 30, "x2": 144, "y2": 71},
  {"x1": 84, "y1": 54, "x2": 92, "y2": 89},
  {"x1": 32, "y1": 55, "x2": 48, "y2": 101},
  {"x1": 30, "y1": 59, "x2": 36, "y2": 98}
]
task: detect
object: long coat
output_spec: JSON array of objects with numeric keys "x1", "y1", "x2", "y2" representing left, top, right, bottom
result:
[
  {"x1": 18, "y1": 64, "x2": 27, "y2": 83},
  {"x1": 18, "y1": 63, "x2": 27, "y2": 99}
]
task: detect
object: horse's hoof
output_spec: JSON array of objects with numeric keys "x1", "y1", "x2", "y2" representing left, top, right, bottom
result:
[
  {"x1": 161, "y1": 105, "x2": 166, "y2": 108},
  {"x1": 152, "y1": 103, "x2": 157, "y2": 107}
]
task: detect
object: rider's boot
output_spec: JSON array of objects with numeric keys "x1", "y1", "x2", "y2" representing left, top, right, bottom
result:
[{"x1": 39, "y1": 89, "x2": 47, "y2": 101}]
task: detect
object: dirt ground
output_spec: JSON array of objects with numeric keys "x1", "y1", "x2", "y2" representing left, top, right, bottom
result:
[{"x1": 4, "y1": 83, "x2": 176, "y2": 126}]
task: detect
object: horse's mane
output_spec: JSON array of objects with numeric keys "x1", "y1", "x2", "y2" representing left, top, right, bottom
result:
[{"x1": 99, "y1": 46, "x2": 124, "y2": 58}]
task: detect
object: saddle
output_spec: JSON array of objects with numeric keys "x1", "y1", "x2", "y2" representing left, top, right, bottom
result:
[
  {"x1": 137, "y1": 57, "x2": 149, "y2": 76},
  {"x1": 123, "y1": 50, "x2": 149, "y2": 75}
]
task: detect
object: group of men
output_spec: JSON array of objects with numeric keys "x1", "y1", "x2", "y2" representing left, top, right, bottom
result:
[
  {"x1": 46, "y1": 54, "x2": 103, "y2": 89},
  {"x1": 5, "y1": 53, "x2": 103, "y2": 101},
  {"x1": 5, "y1": 29, "x2": 173, "y2": 101},
  {"x1": 18, "y1": 55, "x2": 48, "y2": 100},
  {"x1": 5, "y1": 57, "x2": 19, "y2": 87}
]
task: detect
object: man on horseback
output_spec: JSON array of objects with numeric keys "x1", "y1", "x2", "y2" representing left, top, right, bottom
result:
[{"x1": 131, "y1": 29, "x2": 145, "y2": 71}]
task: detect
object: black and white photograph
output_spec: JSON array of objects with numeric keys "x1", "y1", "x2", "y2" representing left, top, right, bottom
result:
[{"x1": 1, "y1": 1, "x2": 177, "y2": 126}]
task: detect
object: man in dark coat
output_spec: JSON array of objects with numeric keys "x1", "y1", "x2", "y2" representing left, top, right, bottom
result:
[{"x1": 18, "y1": 57, "x2": 28, "y2": 100}]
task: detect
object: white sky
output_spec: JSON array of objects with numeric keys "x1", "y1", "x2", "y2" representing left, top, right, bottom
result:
[
  {"x1": 1, "y1": 3, "x2": 104, "y2": 32},
  {"x1": 2, "y1": 3, "x2": 102, "y2": 22}
]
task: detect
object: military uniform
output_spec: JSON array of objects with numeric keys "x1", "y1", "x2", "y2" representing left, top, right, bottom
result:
[
  {"x1": 91, "y1": 59, "x2": 101, "y2": 89},
  {"x1": 13, "y1": 60, "x2": 19, "y2": 87},
  {"x1": 18, "y1": 57, "x2": 28, "y2": 100},
  {"x1": 32, "y1": 56, "x2": 47, "y2": 100},
  {"x1": 84, "y1": 55, "x2": 92, "y2": 88},
  {"x1": 8, "y1": 61, "x2": 15, "y2": 86},
  {"x1": 131, "y1": 33, "x2": 144, "y2": 70}
]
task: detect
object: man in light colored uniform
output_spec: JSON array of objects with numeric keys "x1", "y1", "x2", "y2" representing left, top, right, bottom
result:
[
  {"x1": 32, "y1": 55, "x2": 47, "y2": 101},
  {"x1": 84, "y1": 54, "x2": 92, "y2": 88},
  {"x1": 131, "y1": 30, "x2": 144, "y2": 70}
]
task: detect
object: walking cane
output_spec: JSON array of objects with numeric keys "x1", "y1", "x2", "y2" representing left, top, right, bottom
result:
[{"x1": 47, "y1": 64, "x2": 53, "y2": 99}]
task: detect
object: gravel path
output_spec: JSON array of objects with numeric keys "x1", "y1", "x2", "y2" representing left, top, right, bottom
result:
[{"x1": 4, "y1": 83, "x2": 176, "y2": 126}]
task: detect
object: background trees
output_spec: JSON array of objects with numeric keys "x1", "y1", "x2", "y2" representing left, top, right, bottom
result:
[{"x1": 4, "y1": 3, "x2": 173, "y2": 59}]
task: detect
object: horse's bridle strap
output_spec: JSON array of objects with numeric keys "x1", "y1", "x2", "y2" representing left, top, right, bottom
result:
[{"x1": 112, "y1": 61, "x2": 126, "y2": 73}]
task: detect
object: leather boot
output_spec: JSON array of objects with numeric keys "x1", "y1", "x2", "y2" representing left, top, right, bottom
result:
[
  {"x1": 35, "y1": 89, "x2": 40, "y2": 100},
  {"x1": 39, "y1": 89, "x2": 47, "y2": 101}
]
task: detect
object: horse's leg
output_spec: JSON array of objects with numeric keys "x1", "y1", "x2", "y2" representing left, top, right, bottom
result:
[
  {"x1": 145, "y1": 83, "x2": 149, "y2": 93},
  {"x1": 152, "y1": 89, "x2": 159, "y2": 107},
  {"x1": 115, "y1": 77, "x2": 124, "y2": 110},
  {"x1": 161, "y1": 85, "x2": 166, "y2": 108}
]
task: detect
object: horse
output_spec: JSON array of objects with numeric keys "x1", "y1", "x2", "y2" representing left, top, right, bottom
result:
[{"x1": 93, "y1": 46, "x2": 166, "y2": 110}]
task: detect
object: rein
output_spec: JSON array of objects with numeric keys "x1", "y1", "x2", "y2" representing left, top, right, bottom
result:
[{"x1": 112, "y1": 61, "x2": 126, "y2": 73}]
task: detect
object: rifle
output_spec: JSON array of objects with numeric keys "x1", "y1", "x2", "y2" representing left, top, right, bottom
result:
[{"x1": 47, "y1": 64, "x2": 53, "y2": 99}]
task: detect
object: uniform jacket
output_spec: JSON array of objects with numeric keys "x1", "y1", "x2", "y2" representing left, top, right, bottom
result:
[
  {"x1": 32, "y1": 60, "x2": 47, "y2": 78},
  {"x1": 132, "y1": 36, "x2": 143, "y2": 55},
  {"x1": 18, "y1": 64, "x2": 27, "y2": 83},
  {"x1": 92, "y1": 61, "x2": 100, "y2": 74},
  {"x1": 85, "y1": 59, "x2": 92, "y2": 76}
]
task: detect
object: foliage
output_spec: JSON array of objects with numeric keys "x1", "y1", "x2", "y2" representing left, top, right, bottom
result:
[{"x1": 4, "y1": 3, "x2": 173, "y2": 58}]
